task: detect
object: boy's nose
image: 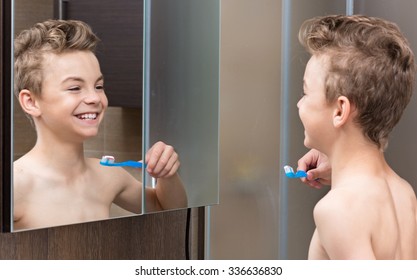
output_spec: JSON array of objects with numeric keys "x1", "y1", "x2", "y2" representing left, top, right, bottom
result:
[{"x1": 83, "y1": 90, "x2": 102, "y2": 104}]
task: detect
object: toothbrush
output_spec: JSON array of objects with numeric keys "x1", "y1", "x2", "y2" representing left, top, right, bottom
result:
[
  {"x1": 100, "y1": 155, "x2": 144, "y2": 168},
  {"x1": 283, "y1": 165, "x2": 307, "y2": 178}
]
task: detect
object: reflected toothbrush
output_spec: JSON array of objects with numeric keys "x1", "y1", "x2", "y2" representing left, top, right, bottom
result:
[
  {"x1": 100, "y1": 155, "x2": 144, "y2": 168},
  {"x1": 283, "y1": 165, "x2": 307, "y2": 178}
]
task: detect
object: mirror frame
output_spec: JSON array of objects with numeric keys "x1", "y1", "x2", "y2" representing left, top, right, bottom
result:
[{"x1": 1, "y1": 0, "x2": 13, "y2": 232}]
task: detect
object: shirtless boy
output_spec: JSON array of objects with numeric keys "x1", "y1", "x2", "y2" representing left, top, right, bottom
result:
[
  {"x1": 297, "y1": 15, "x2": 417, "y2": 259},
  {"x1": 13, "y1": 20, "x2": 187, "y2": 230}
]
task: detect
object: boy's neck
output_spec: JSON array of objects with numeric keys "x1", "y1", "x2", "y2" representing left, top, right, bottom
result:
[
  {"x1": 327, "y1": 138, "x2": 388, "y2": 188},
  {"x1": 31, "y1": 135, "x2": 88, "y2": 174}
]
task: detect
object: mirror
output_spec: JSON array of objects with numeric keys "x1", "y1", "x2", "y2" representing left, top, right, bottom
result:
[
  {"x1": 144, "y1": 0, "x2": 220, "y2": 211},
  {"x1": 5, "y1": 0, "x2": 219, "y2": 232}
]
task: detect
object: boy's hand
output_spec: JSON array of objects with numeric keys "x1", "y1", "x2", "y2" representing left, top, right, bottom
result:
[
  {"x1": 145, "y1": 141, "x2": 180, "y2": 178},
  {"x1": 297, "y1": 149, "x2": 331, "y2": 189}
]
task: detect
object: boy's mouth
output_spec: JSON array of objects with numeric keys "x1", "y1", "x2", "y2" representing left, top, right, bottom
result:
[{"x1": 76, "y1": 113, "x2": 98, "y2": 120}]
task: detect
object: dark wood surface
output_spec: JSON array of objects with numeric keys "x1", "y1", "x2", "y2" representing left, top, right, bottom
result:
[{"x1": 0, "y1": 210, "x2": 190, "y2": 259}]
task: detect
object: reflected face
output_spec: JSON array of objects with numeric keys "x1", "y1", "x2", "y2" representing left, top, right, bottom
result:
[
  {"x1": 297, "y1": 55, "x2": 334, "y2": 151},
  {"x1": 37, "y1": 51, "x2": 108, "y2": 141}
]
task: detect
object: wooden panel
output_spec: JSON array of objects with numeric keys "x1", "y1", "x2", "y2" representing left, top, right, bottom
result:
[
  {"x1": 0, "y1": 210, "x2": 191, "y2": 260},
  {"x1": 0, "y1": 229, "x2": 49, "y2": 259}
]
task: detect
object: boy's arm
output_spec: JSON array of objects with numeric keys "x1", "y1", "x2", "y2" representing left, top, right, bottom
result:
[
  {"x1": 312, "y1": 191, "x2": 376, "y2": 260},
  {"x1": 111, "y1": 169, "x2": 143, "y2": 214},
  {"x1": 145, "y1": 174, "x2": 187, "y2": 212},
  {"x1": 113, "y1": 141, "x2": 187, "y2": 213},
  {"x1": 144, "y1": 141, "x2": 187, "y2": 211}
]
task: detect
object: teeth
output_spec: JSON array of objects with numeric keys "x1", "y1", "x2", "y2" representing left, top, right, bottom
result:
[{"x1": 78, "y1": 113, "x2": 97, "y2": 120}]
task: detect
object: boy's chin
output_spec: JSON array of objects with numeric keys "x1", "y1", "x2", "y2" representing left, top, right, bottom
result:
[
  {"x1": 78, "y1": 128, "x2": 100, "y2": 139},
  {"x1": 303, "y1": 138, "x2": 312, "y2": 149},
  {"x1": 303, "y1": 139, "x2": 318, "y2": 151}
]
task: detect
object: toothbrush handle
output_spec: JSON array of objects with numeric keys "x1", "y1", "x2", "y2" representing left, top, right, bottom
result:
[{"x1": 114, "y1": 161, "x2": 144, "y2": 168}]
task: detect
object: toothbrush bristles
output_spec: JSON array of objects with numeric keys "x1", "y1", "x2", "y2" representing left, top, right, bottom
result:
[
  {"x1": 101, "y1": 155, "x2": 115, "y2": 163},
  {"x1": 283, "y1": 165, "x2": 294, "y2": 174}
]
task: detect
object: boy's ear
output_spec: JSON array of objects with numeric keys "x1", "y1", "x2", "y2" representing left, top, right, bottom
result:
[
  {"x1": 18, "y1": 89, "x2": 41, "y2": 117},
  {"x1": 333, "y1": 96, "x2": 352, "y2": 128}
]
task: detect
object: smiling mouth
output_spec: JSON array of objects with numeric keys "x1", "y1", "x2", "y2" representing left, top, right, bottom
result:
[{"x1": 76, "y1": 113, "x2": 98, "y2": 120}]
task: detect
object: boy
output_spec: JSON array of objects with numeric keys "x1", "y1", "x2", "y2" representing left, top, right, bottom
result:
[
  {"x1": 297, "y1": 15, "x2": 417, "y2": 259},
  {"x1": 13, "y1": 20, "x2": 187, "y2": 230}
]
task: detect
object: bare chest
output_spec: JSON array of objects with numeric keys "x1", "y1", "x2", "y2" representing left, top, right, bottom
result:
[{"x1": 13, "y1": 175, "x2": 115, "y2": 230}]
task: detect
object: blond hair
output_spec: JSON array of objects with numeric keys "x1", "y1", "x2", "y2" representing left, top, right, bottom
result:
[
  {"x1": 14, "y1": 19, "x2": 99, "y2": 99},
  {"x1": 299, "y1": 15, "x2": 415, "y2": 149}
]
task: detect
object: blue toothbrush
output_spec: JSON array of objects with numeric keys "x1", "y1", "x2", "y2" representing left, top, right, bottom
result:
[
  {"x1": 100, "y1": 155, "x2": 145, "y2": 168},
  {"x1": 283, "y1": 165, "x2": 307, "y2": 178}
]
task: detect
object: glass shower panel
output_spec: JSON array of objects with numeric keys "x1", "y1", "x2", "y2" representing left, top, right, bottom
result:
[
  {"x1": 208, "y1": 0, "x2": 346, "y2": 260},
  {"x1": 210, "y1": 0, "x2": 283, "y2": 260},
  {"x1": 284, "y1": 0, "x2": 346, "y2": 260},
  {"x1": 143, "y1": 0, "x2": 220, "y2": 212}
]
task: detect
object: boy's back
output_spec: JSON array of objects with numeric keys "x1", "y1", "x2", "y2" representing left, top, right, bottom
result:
[{"x1": 308, "y1": 159, "x2": 417, "y2": 259}]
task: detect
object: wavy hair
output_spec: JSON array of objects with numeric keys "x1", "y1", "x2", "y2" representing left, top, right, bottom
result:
[
  {"x1": 299, "y1": 15, "x2": 415, "y2": 149},
  {"x1": 14, "y1": 19, "x2": 100, "y2": 99}
]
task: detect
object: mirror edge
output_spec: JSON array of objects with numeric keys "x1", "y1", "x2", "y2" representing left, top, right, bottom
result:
[
  {"x1": 1, "y1": 0, "x2": 13, "y2": 233},
  {"x1": 142, "y1": 0, "x2": 151, "y2": 213}
]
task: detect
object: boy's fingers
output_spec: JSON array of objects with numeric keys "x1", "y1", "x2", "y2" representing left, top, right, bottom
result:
[
  {"x1": 308, "y1": 181, "x2": 323, "y2": 189},
  {"x1": 297, "y1": 157, "x2": 310, "y2": 172},
  {"x1": 148, "y1": 145, "x2": 177, "y2": 176}
]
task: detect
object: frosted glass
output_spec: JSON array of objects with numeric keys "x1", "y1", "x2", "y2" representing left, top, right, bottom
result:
[
  {"x1": 208, "y1": 0, "x2": 346, "y2": 260},
  {"x1": 143, "y1": 0, "x2": 220, "y2": 212}
]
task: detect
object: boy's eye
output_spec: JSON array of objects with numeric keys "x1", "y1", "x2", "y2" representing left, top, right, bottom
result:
[{"x1": 68, "y1": 86, "x2": 81, "y2": 91}]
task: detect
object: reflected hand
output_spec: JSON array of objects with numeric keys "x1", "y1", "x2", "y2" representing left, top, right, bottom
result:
[
  {"x1": 297, "y1": 149, "x2": 331, "y2": 189},
  {"x1": 145, "y1": 141, "x2": 180, "y2": 178}
]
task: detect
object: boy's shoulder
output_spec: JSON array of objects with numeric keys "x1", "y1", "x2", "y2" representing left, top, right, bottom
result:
[
  {"x1": 314, "y1": 170, "x2": 415, "y2": 228},
  {"x1": 13, "y1": 153, "x2": 39, "y2": 188},
  {"x1": 312, "y1": 181, "x2": 382, "y2": 250},
  {"x1": 314, "y1": 176, "x2": 389, "y2": 222}
]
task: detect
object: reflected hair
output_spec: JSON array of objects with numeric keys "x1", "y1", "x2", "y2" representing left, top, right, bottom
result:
[
  {"x1": 299, "y1": 15, "x2": 415, "y2": 149},
  {"x1": 14, "y1": 19, "x2": 100, "y2": 99}
]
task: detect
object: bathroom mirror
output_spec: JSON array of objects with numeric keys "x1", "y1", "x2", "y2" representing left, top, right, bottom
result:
[
  {"x1": 2, "y1": 0, "x2": 219, "y2": 232},
  {"x1": 143, "y1": 0, "x2": 220, "y2": 213}
]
